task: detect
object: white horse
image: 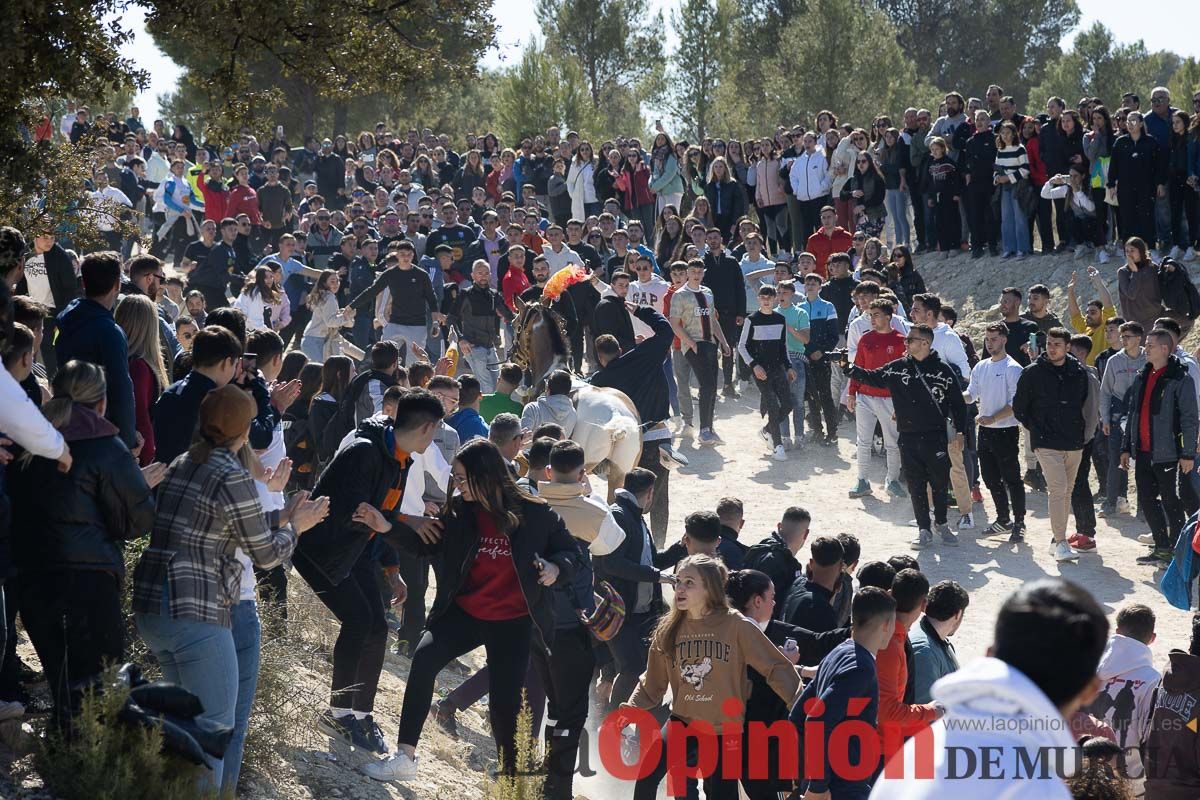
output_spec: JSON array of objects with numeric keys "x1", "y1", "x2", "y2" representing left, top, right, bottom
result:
[{"x1": 511, "y1": 301, "x2": 642, "y2": 495}]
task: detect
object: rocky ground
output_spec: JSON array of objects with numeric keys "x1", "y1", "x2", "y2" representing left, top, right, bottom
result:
[{"x1": 3, "y1": 247, "x2": 1199, "y2": 800}]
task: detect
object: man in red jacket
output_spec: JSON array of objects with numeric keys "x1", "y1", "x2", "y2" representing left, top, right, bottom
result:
[
  {"x1": 805, "y1": 205, "x2": 854, "y2": 278},
  {"x1": 878, "y1": 568, "x2": 943, "y2": 759},
  {"x1": 848, "y1": 298, "x2": 907, "y2": 499}
]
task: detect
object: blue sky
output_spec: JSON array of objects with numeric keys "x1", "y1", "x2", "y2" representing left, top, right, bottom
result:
[{"x1": 124, "y1": 0, "x2": 1200, "y2": 120}]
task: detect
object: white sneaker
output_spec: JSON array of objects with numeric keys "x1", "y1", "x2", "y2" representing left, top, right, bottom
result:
[
  {"x1": 1185, "y1": 247, "x2": 1197, "y2": 262},
  {"x1": 0, "y1": 700, "x2": 24, "y2": 721},
  {"x1": 1097, "y1": 248, "x2": 1111, "y2": 264},
  {"x1": 1169, "y1": 246, "x2": 1183, "y2": 260},
  {"x1": 957, "y1": 512, "x2": 976, "y2": 530},
  {"x1": 1054, "y1": 541, "x2": 1079, "y2": 562},
  {"x1": 1137, "y1": 533, "x2": 1156, "y2": 545},
  {"x1": 1116, "y1": 497, "x2": 1131, "y2": 515},
  {"x1": 363, "y1": 751, "x2": 419, "y2": 782},
  {"x1": 773, "y1": 445, "x2": 787, "y2": 461}
]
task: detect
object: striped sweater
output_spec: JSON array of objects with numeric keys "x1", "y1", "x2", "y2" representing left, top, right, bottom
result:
[{"x1": 994, "y1": 144, "x2": 1030, "y2": 183}]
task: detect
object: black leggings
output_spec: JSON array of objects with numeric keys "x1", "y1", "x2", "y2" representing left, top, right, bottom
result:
[
  {"x1": 292, "y1": 550, "x2": 388, "y2": 712},
  {"x1": 21, "y1": 570, "x2": 124, "y2": 730},
  {"x1": 398, "y1": 603, "x2": 533, "y2": 775},
  {"x1": 978, "y1": 426, "x2": 1026, "y2": 525}
]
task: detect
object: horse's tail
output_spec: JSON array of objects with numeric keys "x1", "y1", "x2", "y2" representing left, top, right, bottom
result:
[{"x1": 601, "y1": 416, "x2": 642, "y2": 475}]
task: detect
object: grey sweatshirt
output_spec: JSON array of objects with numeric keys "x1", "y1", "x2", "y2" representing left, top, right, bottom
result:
[{"x1": 1099, "y1": 349, "x2": 1147, "y2": 420}]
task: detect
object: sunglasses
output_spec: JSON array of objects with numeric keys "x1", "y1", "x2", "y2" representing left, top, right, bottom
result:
[{"x1": 904, "y1": 336, "x2": 927, "y2": 343}]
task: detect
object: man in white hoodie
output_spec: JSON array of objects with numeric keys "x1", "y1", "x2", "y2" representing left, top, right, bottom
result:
[
  {"x1": 1086, "y1": 604, "x2": 1161, "y2": 791},
  {"x1": 520, "y1": 369, "x2": 578, "y2": 439},
  {"x1": 871, "y1": 578, "x2": 1109, "y2": 800}
]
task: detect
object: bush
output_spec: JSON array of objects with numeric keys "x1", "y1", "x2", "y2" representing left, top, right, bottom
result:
[
  {"x1": 33, "y1": 671, "x2": 220, "y2": 800},
  {"x1": 486, "y1": 694, "x2": 544, "y2": 800}
]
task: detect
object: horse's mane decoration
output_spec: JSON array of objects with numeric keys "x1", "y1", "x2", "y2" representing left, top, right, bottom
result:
[{"x1": 542, "y1": 264, "x2": 588, "y2": 301}]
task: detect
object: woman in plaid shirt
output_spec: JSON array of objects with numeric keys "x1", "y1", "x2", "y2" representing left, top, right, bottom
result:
[{"x1": 131, "y1": 385, "x2": 328, "y2": 789}]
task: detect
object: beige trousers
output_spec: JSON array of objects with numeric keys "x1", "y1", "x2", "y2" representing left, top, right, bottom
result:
[{"x1": 1035, "y1": 448, "x2": 1084, "y2": 541}]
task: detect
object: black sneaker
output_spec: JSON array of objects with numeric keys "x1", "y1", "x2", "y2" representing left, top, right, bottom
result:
[
  {"x1": 356, "y1": 714, "x2": 390, "y2": 754},
  {"x1": 1136, "y1": 549, "x2": 1164, "y2": 565},
  {"x1": 1008, "y1": 522, "x2": 1025, "y2": 543},
  {"x1": 432, "y1": 699, "x2": 459, "y2": 737},
  {"x1": 821, "y1": 433, "x2": 837, "y2": 447},
  {"x1": 318, "y1": 711, "x2": 361, "y2": 746}
]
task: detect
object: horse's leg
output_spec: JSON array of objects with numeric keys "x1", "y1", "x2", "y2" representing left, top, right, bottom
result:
[{"x1": 604, "y1": 466, "x2": 625, "y2": 505}]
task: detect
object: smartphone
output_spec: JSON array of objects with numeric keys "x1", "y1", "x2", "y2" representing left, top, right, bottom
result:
[{"x1": 1027, "y1": 332, "x2": 1038, "y2": 357}]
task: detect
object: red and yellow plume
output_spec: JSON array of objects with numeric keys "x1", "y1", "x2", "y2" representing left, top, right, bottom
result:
[{"x1": 542, "y1": 264, "x2": 589, "y2": 302}]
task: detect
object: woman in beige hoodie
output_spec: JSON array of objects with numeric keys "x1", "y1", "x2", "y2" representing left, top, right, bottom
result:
[{"x1": 623, "y1": 554, "x2": 800, "y2": 800}]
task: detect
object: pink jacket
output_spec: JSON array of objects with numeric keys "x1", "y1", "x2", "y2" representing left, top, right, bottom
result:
[{"x1": 755, "y1": 158, "x2": 789, "y2": 207}]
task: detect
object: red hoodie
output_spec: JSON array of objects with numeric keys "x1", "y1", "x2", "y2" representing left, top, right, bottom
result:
[
  {"x1": 849, "y1": 329, "x2": 906, "y2": 397},
  {"x1": 805, "y1": 226, "x2": 854, "y2": 277},
  {"x1": 501, "y1": 265, "x2": 531, "y2": 312}
]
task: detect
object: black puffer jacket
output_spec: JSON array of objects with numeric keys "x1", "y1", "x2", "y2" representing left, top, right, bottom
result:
[
  {"x1": 296, "y1": 417, "x2": 411, "y2": 585},
  {"x1": 10, "y1": 404, "x2": 154, "y2": 575},
  {"x1": 389, "y1": 494, "x2": 579, "y2": 651},
  {"x1": 1012, "y1": 352, "x2": 1090, "y2": 451}
]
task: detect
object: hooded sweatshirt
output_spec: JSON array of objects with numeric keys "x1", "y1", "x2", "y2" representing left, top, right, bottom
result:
[
  {"x1": 520, "y1": 394, "x2": 578, "y2": 439},
  {"x1": 1144, "y1": 649, "x2": 1200, "y2": 800},
  {"x1": 1086, "y1": 634, "x2": 1161, "y2": 787},
  {"x1": 870, "y1": 657, "x2": 1076, "y2": 800}
]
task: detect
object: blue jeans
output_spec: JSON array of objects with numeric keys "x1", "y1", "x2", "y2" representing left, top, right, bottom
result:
[
  {"x1": 301, "y1": 335, "x2": 326, "y2": 361},
  {"x1": 1000, "y1": 185, "x2": 1030, "y2": 255},
  {"x1": 885, "y1": 189, "x2": 910, "y2": 246},
  {"x1": 1104, "y1": 410, "x2": 1129, "y2": 505},
  {"x1": 222, "y1": 600, "x2": 261, "y2": 795},
  {"x1": 135, "y1": 597, "x2": 239, "y2": 790},
  {"x1": 462, "y1": 344, "x2": 499, "y2": 393},
  {"x1": 664, "y1": 354, "x2": 680, "y2": 416},
  {"x1": 779, "y1": 352, "x2": 807, "y2": 439}
]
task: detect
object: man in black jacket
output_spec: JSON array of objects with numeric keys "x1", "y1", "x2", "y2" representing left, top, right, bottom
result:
[
  {"x1": 188, "y1": 217, "x2": 239, "y2": 311},
  {"x1": 590, "y1": 304, "x2": 676, "y2": 539},
  {"x1": 1013, "y1": 327, "x2": 1090, "y2": 563},
  {"x1": 447, "y1": 260, "x2": 513, "y2": 393},
  {"x1": 781, "y1": 535, "x2": 843, "y2": 633},
  {"x1": 841, "y1": 323, "x2": 969, "y2": 549},
  {"x1": 701, "y1": 227, "x2": 748, "y2": 396},
  {"x1": 744, "y1": 506, "x2": 811, "y2": 609},
  {"x1": 591, "y1": 271, "x2": 636, "y2": 353},
  {"x1": 595, "y1": 468, "x2": 672, "y2": 709}
]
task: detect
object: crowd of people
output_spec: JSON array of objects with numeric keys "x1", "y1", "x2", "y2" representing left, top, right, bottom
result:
[{"x1": 0, "y1": 82, "x2": 1199, "y2": 799}]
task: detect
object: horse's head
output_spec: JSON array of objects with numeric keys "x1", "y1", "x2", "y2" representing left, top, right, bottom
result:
[{"x1": 511, "y1": 301, "x2": 571, "y2": 397}]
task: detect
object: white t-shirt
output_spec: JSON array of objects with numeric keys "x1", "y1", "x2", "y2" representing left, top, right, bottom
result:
[
  {"x1": 236, "y1": 422, "x2": 288, "y2": 601},
  {"x1": 91, "y1": 186, "x2": 132, "y2": 231},
  {"x1": 22, "y1": 254, "x2": 55, "y2": 306}
]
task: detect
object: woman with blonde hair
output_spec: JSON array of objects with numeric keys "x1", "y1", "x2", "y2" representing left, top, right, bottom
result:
[
  {"x1": 831, "y1": 128, "x2": 867, "y2": 229},
  {"x1": 115, "y1": 294, "x2": 168, "y2": 465},
  {"x1": 621, "y1": 550, "x2": 800, "y2": 800},
  {"x1": 301, "y1": 269, "x2": 354, "y2": 361},
  {"x1": 10, "y1": 360, "x2": 157, "y2": 729},
  {"x1": 233, "y1": 265, "x2": 282, "y2": 332},
  {"x1": 705, "y1": 156, "x2": 747, "y2": 243}
]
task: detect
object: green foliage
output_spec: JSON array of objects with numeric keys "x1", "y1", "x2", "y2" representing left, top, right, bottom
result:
[
  {"x1": 145, "y1": 0, "x2": 496, "y2": 142},
  {"x1": 537, "y1": 0, "x2": 666, "y2": 110},
  {"x1": 1029, "y1": 22, "x2": 1182, "y2": 110},
  {"x1": 1167, "y1": 58, "x2": 1200, "y2": 108},
  {"x1": 486, "y1": 693, "x2": 543, "y2": 800},
  {"x1": 729, "y1": 0, "x2": 940, "y2": 133},
  {"x1": 495, "y1": 44, "x2": 604, "y2": 144},
  {"x1": 665, "y1": 0, "x2": 737, "y2": 141},
  {"x1": 874, "y1": 0, "x2": 1080, "y2": 105},
  {"x1": 34, "y1": 670, "x2": 218, "y2": 800}
]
